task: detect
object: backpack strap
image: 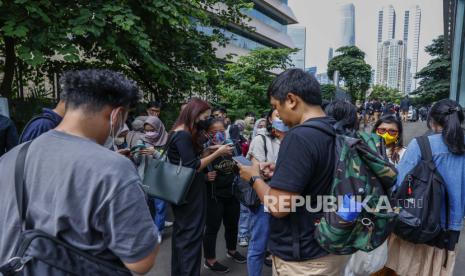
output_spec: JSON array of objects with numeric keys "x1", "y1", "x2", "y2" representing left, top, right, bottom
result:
[
  {"x1": 297, "y1": 120, "x2": 336, "y2": 137},
  {"x1": 14, "y1": 141, "x2": 32, "y2": 231},
  {"x1": 416, "y1": 136, "x2": 433, "y2": 163},
  {"x1": 258, "y1": 134, "x2": 268, "y2": 162}
]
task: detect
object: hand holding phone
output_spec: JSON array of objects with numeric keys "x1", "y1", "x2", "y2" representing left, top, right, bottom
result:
[{"x1": 232, "y1": 156, "x2": 253, "y2": 166}]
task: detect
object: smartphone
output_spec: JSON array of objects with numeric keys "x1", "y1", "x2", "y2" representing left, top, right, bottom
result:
[
  {"x1": 130, "y1": 144, "x2": 146, "y2": 153},
  {"x1": 232, "y1": 156, "x2": 253, "y2": 166}
]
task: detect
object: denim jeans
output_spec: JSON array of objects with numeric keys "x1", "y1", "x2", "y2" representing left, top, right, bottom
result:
[
  {"x1": 154, "y1": 198, "x2": 166, "y2": 232},
  {"x1": 238, "y1": 203, "x2": 251, "y2": 239},
  {"x1": 247, "y1": 205, "x2": 270, "y2": 276}
]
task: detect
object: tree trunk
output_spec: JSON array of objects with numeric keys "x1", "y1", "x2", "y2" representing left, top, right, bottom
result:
[{"x1": 0, "y1": 36, "x2": 16, "y2": 99}]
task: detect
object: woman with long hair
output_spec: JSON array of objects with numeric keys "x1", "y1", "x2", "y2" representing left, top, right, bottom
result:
[
  {"x1": 382, "y1": 99, "x2": 465, "y2": 276},
  {"x1": 168, "y1": 98, "x2": 233, "y2": 276},
  {"x1": 373, "y1": 115, "x2": 405, "y2": 164}
]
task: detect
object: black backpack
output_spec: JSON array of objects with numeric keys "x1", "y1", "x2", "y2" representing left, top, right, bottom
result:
[
  {"x1": 393, "y1": 136, "x2": 449, "y2": 244},
  {"x1": 0, "y1": 142, "x2": 131, "y2": 276}
]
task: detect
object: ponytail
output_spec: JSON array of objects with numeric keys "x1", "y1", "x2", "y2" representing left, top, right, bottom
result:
[{"x1": 428, "y1": 99, "x2": 465, "y2": 155}]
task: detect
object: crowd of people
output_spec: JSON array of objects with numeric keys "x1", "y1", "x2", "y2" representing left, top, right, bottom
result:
[
  {"x1": 0, "y1": 68, "x2": 464, "y2": 276},
  {"x1": 355, "y1": 96, "x2": 431, "y2": 128}
]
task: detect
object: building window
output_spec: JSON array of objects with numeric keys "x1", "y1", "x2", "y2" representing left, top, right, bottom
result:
[{"x1": 242, "y1": 8, "x2": 287, "y2": 33}]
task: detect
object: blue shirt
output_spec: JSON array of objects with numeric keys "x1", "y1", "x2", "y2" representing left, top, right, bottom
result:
[
  {"x1": 20, "y1": 108, "x2": 62, "y2": 143},
  {"x1": 396, "y1": 134, "x2": 465, "y2": 231}
]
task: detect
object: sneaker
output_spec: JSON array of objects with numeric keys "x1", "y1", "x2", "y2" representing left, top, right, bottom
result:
[
  {"x1": 164, "y1": 221, "x2": 174, "y2": 228},
  {"x1": 204, "y1": 260, "x2": 230, "y2": 273},
  {"x1": 238, "y1": 237, "x2": 248, "y2": 247},
  {"x1": 226, "y1": 251, "x2": 247, "y2": 264}
]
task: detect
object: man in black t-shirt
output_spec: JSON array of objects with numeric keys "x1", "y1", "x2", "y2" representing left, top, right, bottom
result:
[{"x1": 238, "y1": 69, "x2": 349, "y2": 275}]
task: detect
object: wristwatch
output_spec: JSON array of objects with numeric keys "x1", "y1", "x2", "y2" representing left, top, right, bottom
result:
[{"x1": 249, "y1": 176, "x2": 262, "y2": 187}]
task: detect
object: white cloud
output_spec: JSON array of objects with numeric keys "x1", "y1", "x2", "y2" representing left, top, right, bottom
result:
[{"x1": 288, "y1": 0, "x2": 443, "y2": 74}]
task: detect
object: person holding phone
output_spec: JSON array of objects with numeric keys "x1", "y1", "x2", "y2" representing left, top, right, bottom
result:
[
  {"x1": 168, "y1": 98, "x2": 233, "y2": 276},
  {"x1": 245, "y1": 109, "x2": 288, "y2": 276},
  {"x1": 202, "y1": 118, "x2": 247, "y2": 273}
]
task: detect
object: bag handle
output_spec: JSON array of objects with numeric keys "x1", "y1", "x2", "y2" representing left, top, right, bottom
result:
[{"x1": 14, "y1": 142, "x2": 32, "y2": 231}]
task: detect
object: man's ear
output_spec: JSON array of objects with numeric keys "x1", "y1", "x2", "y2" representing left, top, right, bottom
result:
[{"x1": 286, "y1": 93, "x2": 299, "y2": 110}]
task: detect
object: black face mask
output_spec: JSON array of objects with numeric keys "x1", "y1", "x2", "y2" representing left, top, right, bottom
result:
[{"x1": 196, "y1": 119, "x2": 209, "y2": 130}]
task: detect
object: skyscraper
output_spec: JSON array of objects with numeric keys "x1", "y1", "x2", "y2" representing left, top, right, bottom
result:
[
  {"x1": 377, "y1": 5, "x2": 396, "y2": 43},
  {"x1": 375, "y1": 5, "x2": 421, "y2": 94},
  {"x1": 305, "y1": 66, "x2": 317, "y2": 77},
  {"x1": 403, "y1": 5, "x2": 422, "y2": 92},
  {"x1": 377, "y1": 40, "x2": 406, "y2": 92},
  {"x1": 328, "y1": 47, "x2": 334, "y2": 62},
  {"x1": 336, "y1": 3, "x2": 355, "y2": 49},
  {"x1": 288, "y1": 26, "x2": 306, "y2": 69}
]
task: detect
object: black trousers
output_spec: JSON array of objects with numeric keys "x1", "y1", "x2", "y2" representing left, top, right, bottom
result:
[
  {"x1": 203, "y1": 193, "x2": 240, "y2": 259},
  {"x1": 171, "y1": 174, "x2": 207, "y2": 276}
]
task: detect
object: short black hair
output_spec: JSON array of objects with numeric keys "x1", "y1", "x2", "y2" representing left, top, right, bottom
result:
[
  {"x1": 147, "y1": 101, "x2": 161, "y2": 109},
  {"x1": 268, "y1": 68, "x2": 322, "y2": 105},
  {"x1": 325, "y1": 100, "x2": 359, "y2": 131},
  {"x1": 60, "y1": 69, "x2": 140, "y2": 112},
  {"x1": 212, "y1": 107, "x2": 227, "y2": 114},
  {"x1": 245, "y1": 112, "x2": 256, "y2": 118}
]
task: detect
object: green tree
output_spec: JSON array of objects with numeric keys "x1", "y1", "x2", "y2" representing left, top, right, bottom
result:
[
  {"x1": 0, "y1": 0, "x2": 251, "y2": 100},
  {"x1": 216, "y1": 48, "x2": 295, "y2": 119},
  {"x1": 368, "y1": 85, "x2": 402, "y2": 103},
  {"x1": 327, "y1": 46, "x2": 372, "y2": 102},
  {"x1": 412, "y1": 35, "x2": 451, "y2": 104},
  {"x1": 321, "y1": 83, "x2": 336, "y2": 101}
]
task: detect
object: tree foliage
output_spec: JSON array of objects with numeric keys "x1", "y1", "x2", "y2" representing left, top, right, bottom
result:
[
  {"x1": 216, "y1": 48, "x2": 295, "y2": 119},
  {"x1": 321, "y1": 84, "x2": 336, "y2": 101},
  {"x1": 0, "y1": 0, "x2": 252, "y2": 100},
  {"x1": 368, "y1": 85, "x2": 402, "y2": 103},
  {"x1": 327, "y1": 46, "x2": 372, "y2": 102},
  {"x1": 412, "y1": 35, "x2": 451, "y2": 104}
]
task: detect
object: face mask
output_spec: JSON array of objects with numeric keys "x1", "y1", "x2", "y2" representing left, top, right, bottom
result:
[
  {"x1": 272, "y1": 119, "x2": 289, "y2": 133},
  {"x1": 196, "y1": 119, "x2": 209, "y2": 131},
  {"x1": 145, "y1": 131, "x2": 159, "y2": 140},
  {"x1": 256, "y1": 128, "x2": 267, "y2": 136},
  {"x1": 210, "y1": 131, "x2": 226, "y2": 145},
  {"x1": 377, "y1": 132, "x2": 398, "y2": 146},
  {"x1": 115, "y1": 137, "x2": 126, "y2": 146}
]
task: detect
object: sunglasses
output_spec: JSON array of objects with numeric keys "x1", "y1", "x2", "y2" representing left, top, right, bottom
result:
[{"x1": 376, "y1": 128, "x2": 399, "y2": 136}]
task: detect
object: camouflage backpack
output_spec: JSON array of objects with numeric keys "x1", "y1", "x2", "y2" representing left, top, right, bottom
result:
[{"x1": 301, "y1": 121, "x2": 398, "y2": 255}]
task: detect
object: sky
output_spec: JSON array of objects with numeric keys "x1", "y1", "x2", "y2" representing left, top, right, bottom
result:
[{"x1": 288, "y1": 0, "x2": 444, "y2": 75}]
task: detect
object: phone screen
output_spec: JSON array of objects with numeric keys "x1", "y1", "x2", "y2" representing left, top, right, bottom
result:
[{"x1": 232, "y1": 156, "x2": 253, "y2": 166}]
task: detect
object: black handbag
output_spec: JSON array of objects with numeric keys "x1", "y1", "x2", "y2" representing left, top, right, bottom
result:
[
  {"x1": 142, "y1": 132, "x2": 196, "y2": 205},
  {"x1": 0, "y1": 142, "x2": 131, "y2": 276}
]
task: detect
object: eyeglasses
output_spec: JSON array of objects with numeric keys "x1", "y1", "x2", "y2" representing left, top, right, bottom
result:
[{"x1": 376, "y1": 128, "x2": 399, "y2": 136}]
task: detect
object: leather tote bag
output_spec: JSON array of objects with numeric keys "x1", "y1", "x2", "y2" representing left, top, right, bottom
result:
[{"x1": 142, "y1": 132, "x2": 196, "y2": 205}]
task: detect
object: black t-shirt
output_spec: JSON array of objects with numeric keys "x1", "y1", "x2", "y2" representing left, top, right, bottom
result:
[
  {"x1": 207, "y1": 155, "x2": 236, "y2": 198},
  {"x1": 269, "y1": 116, "x2": 336, "y2": 261}
]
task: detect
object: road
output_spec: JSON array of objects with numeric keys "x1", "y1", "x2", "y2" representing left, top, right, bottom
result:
[{"x1": 147, "y1": 121, "x2": 464, "y2": 276}]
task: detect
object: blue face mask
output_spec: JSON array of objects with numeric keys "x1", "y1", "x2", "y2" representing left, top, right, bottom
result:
[
  {"x1": 210, "y1": 131, "x2": 226, "y2": 145},
  {"x1": 272, "y1": 119, "x2": 289, "y2": 132}
]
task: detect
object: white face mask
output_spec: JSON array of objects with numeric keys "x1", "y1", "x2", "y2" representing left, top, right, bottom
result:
[
  {"x1": 256, "y1": 128, "x2": 267, "y2": 136},
  {"x1": 105, "y1": 109, "x2": 124, "y2": 150}
]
